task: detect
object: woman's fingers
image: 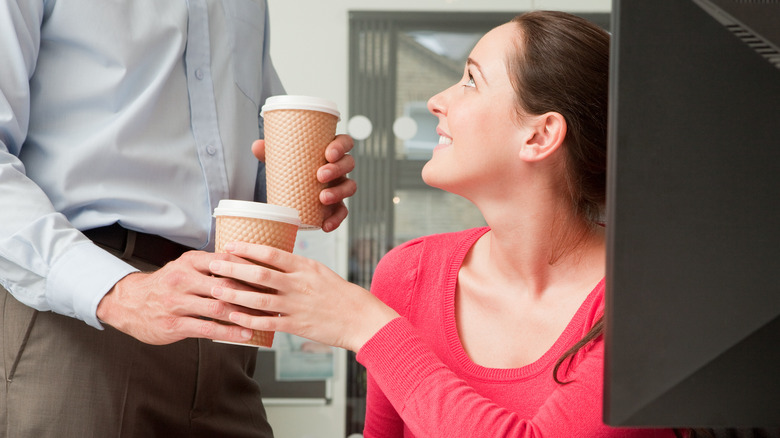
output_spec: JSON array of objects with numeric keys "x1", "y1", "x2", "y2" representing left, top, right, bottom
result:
[
  {"x1": 213, "y1": 289, "x2": 303, "y2": 341},
  {"x1": 222, "y1": 243, "x2": 295, "y2": 273},
  {"x1": 210, "y1": 259, "x2": 273, "y2": 287},
  {"x1": 229, "y1": 311, "x2": 285, "y2": 333},
  {"x1": 211, "y1": 286, "x2": 283, "y2": 315}
]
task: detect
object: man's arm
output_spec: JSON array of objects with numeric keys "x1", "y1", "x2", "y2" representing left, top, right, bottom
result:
[{"x1": 0, "y1": 1, "x2": 135, "y2": 328}]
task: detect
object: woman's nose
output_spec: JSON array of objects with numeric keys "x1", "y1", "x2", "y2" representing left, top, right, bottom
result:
[{"x1": 427, "y1": 88, "x2": 448, "y2": 117}]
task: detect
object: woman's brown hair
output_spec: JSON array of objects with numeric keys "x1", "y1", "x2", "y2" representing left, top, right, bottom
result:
[
  {"x1": 505, "y1": 10, "x2": 610, "y2": 381},
  {"x1": 508, "y1": 11, "x2": 610, "y2": 226}
]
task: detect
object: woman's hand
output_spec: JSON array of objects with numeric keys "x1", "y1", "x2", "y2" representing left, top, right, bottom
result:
[
  {"x1": 208, "y1": 242, "x2": 399, "y2": 353},
  {"x1": 252, "y1": 135, "x2": 356, "y2": 232}
]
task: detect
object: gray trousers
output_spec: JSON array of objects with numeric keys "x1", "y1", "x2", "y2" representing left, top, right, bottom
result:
[{"x1": 0, "y1": 252, "x2": 274, "y2": 437}]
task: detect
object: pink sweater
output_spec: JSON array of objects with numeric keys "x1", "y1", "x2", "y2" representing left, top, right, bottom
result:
[{"x1": 357, "y1": 228, "x2": 675, "y2": 438}]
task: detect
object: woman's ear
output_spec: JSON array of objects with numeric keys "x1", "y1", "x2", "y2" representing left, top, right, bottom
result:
[{"x1": 518, "y1": 112, "x2": 567, "y2": 162}]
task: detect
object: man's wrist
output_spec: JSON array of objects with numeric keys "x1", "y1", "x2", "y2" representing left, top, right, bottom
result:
[{"x1": 96, "y1": 271, "x2": 140, "y2": 329}]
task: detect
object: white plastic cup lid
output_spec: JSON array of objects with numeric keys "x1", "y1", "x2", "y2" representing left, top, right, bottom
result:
[
  {"x1": 213, "y1": 200, "x2": 301, "y2": 226},
  {"x1": 260, "y1": 95, "x2": 341, "y2": 120}
]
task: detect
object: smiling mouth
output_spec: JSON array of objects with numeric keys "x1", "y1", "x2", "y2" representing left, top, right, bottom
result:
[{"x1": 438, "y1": 136, "x2": 453, "y2": 145}]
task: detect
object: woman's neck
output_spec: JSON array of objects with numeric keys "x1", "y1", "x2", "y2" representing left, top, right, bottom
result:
[
  {"x1": 455, "y1": 202, "x2": 605, "y2": 368},
  {"x1": 471, "y1": 201, "x2": 605, "y2": 297}
]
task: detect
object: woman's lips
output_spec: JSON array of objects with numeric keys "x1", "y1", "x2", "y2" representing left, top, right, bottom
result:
[{"x1": 434, "y1": 135, "x2": 453, "y2": 151}]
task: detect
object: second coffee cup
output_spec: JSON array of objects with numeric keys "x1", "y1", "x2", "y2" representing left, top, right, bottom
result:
[
  {"x1": 261, "y1": 95, "x2": 340, "y2": 230},
  {"x1": 213, "y1": 199, "x2": 301, "y2": 347}
]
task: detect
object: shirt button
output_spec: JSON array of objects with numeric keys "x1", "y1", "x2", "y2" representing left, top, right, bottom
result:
[
  {"x1": 206, "y1": 145, "x2": 217, "y2": 155},
  {"x1": 195, "y1": 69, "x2": 204, "y2": 80}
]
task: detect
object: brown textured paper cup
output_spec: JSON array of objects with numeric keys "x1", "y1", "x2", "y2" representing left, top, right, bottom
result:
[
  {"x1": 261, "y1": 95, "x2": 340, "y2": 229},
  {"x1": 213, "y1": 200, "x2": 300, "y2": 348}
]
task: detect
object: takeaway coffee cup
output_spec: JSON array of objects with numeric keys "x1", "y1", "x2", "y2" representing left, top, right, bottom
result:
[
  {"x1": 213, "y1": 200, "x2": 301, "y2": 347},
  {"x1": 261, "y1": 95, "x2": 340, "y2": 229}
]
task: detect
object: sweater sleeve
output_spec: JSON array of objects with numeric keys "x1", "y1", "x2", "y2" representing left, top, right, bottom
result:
[
  {"x1": 357, "y1": 318, "x2": 673, "y2": 438},
  {"x1": 360, "y1": 238, "x2": 422, "y2": 436},
  {"x1": 363, "y1": 366, "x2": 405, "y2": 437}
]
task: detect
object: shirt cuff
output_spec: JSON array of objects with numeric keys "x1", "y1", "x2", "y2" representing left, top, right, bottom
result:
[{"x1": 46, "y1": 242, "x2": 138, "y2": 329}]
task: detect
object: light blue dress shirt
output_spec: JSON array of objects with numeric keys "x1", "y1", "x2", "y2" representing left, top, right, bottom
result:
[{"x1": 0, "y1": 0, "x2": 285, "y2": 328}]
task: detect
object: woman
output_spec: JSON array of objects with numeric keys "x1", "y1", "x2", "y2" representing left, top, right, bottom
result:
[{"x1": 208, "y1": 11, "x2": 677, "y2": 437}]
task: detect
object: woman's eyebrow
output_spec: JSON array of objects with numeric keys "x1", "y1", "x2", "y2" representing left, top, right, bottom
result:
[{"x1": 467, "y1": 57, "x2": 488, "y2": 85}]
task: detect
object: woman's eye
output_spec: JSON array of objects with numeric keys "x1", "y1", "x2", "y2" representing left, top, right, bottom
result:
[{"x1": 464, "y1": 75, "x2": 476, "y2": 88}]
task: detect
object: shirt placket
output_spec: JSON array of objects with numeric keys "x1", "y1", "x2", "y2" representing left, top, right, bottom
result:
[{"x1": 184, "y1": 0, "x2": 230, "y2": 217}]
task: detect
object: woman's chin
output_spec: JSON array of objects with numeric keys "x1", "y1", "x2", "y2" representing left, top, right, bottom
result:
[{"x1": 421, "y1": 161, "x2": 445, "y2": 190}]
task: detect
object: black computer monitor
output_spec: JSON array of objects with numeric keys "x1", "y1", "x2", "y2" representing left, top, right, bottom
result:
[{"x1": 604, "y1": 0, "x2": 780, "y2": 428}]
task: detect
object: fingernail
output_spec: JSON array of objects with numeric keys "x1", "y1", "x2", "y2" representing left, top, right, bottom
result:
[
  {"x1": 241, "y1": 328, "x2": 252, "y2": 339},
  {"x1": 210, "y1": 261, "x2": 222, "y2": 272},
  {"x1": 231, "y1": 313, "x2": 241, "y2": 323},
  {"x1": 324, "y1": 147, "x2": 336, "y2": 162},
  {"x1": 321, "y1": 191, "x2": 336, "y2": 204},
  {"x1": 318, "y1": 169, "x2": 333, "y2": 182},
  {"x1": 224, "y1": 242, "x2": 236, "y2": 252},
  {"x1": 212, "y1": 287, "x2": 223, "y2": 298}
]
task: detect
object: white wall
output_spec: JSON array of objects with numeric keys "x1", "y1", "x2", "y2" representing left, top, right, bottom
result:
[
  {"x1": 268, "y1": 0, "x2": 611, "y2": 116},
  {"x1": 264, "y1": 1, "x2": 610, "y2": 437}
]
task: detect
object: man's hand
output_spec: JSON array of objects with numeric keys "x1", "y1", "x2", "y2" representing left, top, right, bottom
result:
[
  {"x1": 96, "y1": 251, "x2": 257, "y2": 345},
  {"x1": 252, "y1": 134, "x2": 356, "y2": 232}
]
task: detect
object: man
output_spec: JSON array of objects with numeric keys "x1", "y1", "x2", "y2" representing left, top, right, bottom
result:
[{"x1": 0, "y1": 1, "x2": 355, "y2": 436}]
